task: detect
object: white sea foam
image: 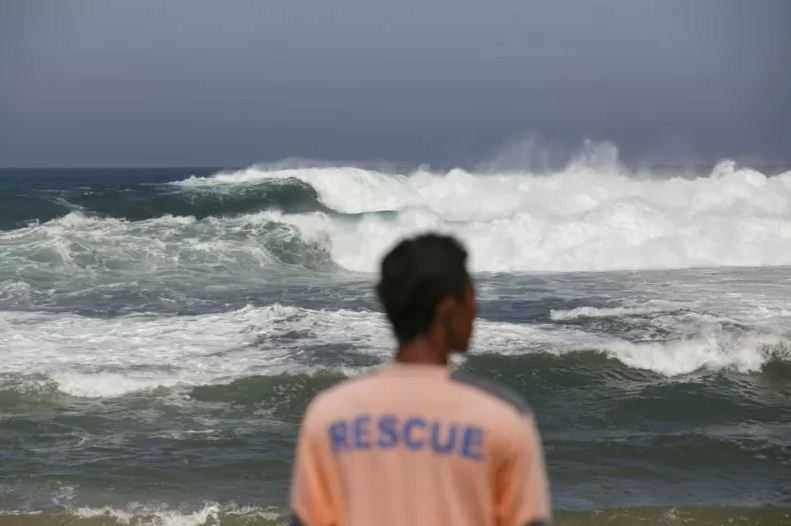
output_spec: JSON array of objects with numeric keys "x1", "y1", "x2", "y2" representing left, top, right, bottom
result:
[
  {"x1": 0, "y1": 305, "x2": 392, "y2": 398},
  {"x1": 481, "y1": 317, "x2": 786, "y2": 375},
  {"x1": 72, "y1": 503, "x2": 281, "y2": 526},
  {"x1": 0, "y1": 211, "x2": 334, "y2": 296},
  {"x1": 0, "y1": 212, "x2": 275, "y2": 273},
  {"x1": 0, "y1": 302, "x2": 784, "y2": 398},
  {"x1": 599, "y1": 331, "x2": 780, "y2": 376},
  {"x1": 0, "y1": 280, "x2": 33, "y2": 304},
  {"x1": 4, "y1": 158, "x2": 790, "y2": 275},
  {"x1": 177, "y1": 157, "x2": 791, "y2": 272},
  {"x1": 550, "y1": 303, "x2": 677, "y2": 321},
  {"x1": 179, "y1": 166, "x2": 423, "y2": 214}
]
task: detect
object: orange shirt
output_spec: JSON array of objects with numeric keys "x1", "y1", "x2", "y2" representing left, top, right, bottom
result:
[{"x1": 290, "y1": 363, "x2": 551, "y2": 526}]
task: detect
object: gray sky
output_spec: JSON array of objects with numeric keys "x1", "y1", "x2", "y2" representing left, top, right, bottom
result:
[{"x1": 1, "y1": 0, "x2": 790, "y2": 169}]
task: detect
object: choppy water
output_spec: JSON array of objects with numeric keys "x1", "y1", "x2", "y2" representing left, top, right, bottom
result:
[{"x1": 1, "y1": 164, "x2": 790, "y2": 525}]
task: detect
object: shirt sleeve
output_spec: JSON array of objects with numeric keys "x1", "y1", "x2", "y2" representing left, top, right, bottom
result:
[
  {"x1": 496, "y1": 414, "x2": 551, "y2": 526},
  {"x1": 290, "y1": 400, "x2": 339, "y2": 526}
]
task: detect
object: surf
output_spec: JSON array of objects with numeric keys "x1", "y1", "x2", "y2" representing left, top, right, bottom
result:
[
  {"x1": 169, "y1": 158, "x2": 791, "y2": 272},
  {"x1": 4, "y1": 157, "x2": 791, "y2": 274}
]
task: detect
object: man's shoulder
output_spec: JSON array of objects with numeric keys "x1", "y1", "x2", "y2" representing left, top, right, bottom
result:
[
  {"x1": 303, "y1": 371, "x2": 379, "y2": 421},
  {"x1": 449, "y1": 370, "x2": 532, "y2": 417}
]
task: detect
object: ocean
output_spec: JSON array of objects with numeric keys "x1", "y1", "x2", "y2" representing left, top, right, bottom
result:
[{"x1": 0, "y1": 164, "x2": 790, "y2": 525}]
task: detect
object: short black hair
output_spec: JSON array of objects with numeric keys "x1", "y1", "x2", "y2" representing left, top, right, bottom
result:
[{"x1": 376, "y1": 233, "x2": 471, "y2": 344}]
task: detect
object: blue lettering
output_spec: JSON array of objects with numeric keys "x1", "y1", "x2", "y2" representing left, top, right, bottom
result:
[
  {"x1": 403, "y1": 417, "x2": 427, "y2": 450},
  {"x1": 329, "y1": 420, "x2": 348, "y2": 452},
  {"x1": 377, "y1": 415, "x2": 398, "y2": 448},
  {"x1": 430, "y1": 422, "x2": 458, "y2": 454},
  {"x1": 353, "y1": 415, "x2": 371, "y2": 449},
  {"x1": 331, "y1": 416, "x2": 481, "y2": 460},
  {"x1": 461, "y1": 426, "x2": 484, "y2": 460}
]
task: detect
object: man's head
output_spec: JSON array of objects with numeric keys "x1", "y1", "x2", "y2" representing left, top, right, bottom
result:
[{"x1": 376, "y1": 234, "x2": 475, "y2": 355}]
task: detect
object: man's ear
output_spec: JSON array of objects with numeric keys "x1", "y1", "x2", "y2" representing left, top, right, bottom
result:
[{"x1": 435, "y1": 296, "x2": 456, "y2": 325}]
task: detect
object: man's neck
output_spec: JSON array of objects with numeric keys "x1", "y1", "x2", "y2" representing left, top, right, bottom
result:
[{"x1": 395, "y1": 336, "x2": 449, "y2": 366}]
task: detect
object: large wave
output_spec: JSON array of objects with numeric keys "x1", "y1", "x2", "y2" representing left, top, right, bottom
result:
[
  {"x1": 0, "y1": 211, "x2": 333, "y2": 289},
  {"x1": 0, "y1": 177, "x2": 324, "y2": 229},
  {"x1": 3, "y1": 156, "x2": 791, "y2": 274},
  {"x1": 178, "y1": 159, "x2": 791, "y2": 272}
]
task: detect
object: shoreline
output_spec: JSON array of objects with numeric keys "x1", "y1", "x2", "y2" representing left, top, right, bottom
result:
[{"x1": 2, "y1": 506, "x2": 790, "y2": 526}]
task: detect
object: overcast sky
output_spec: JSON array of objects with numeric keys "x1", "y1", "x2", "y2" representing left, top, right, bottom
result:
[{"x1": 1, "y1": 0, "x2": 789, "y2": 169}]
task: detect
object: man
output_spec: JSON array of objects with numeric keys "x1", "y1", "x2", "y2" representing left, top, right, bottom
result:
[{"x1": 290, "y1": 234, "x2": 550, "y2": 526}]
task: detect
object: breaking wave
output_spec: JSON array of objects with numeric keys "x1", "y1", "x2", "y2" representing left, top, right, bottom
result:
[
  {"x1": 550, "y1": 302, "x2": 679, "y2": 321},
  {"x1": 176, "y1": 158, "x2": 791, "y2": 272},
  {"x1": 1, "y1": 303, "x2": 788, "y2": 401},
  {"x1": 0, "y1": 211, "x2": 334, "y2": 288},
  {"x1": 0, "y1": 177, "x2": 324, "y2": 228},
  {"x1": 3, "y1": 155, "x2": 791, "y2": 273}
]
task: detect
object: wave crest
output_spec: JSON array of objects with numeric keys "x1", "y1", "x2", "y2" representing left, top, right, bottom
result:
[
  {"x1": 0, "y1": 211, "x2": 334, "y2": 284},
  {"x1": 180, "y1": 160, "x2": 791, "y2": 272},
  {"x1": 4, "y1": 158, "x2": 791, "y2": 273}
]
